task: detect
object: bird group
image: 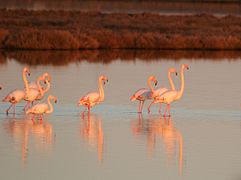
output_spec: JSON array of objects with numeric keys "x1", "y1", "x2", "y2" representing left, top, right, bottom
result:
[
  {"x1": 130, "y1": 64, "x2": 189, "y2": 116},
  {"x1": 1, "y1": 64, "x2": 189, "y2": 120}
]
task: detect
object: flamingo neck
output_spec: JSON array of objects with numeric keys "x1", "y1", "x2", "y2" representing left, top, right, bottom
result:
[
  {"x1": 23, "y1": 70, "x2": 29, "y2": 96},
  {"x1": 46, "y1": 97, "x2": 54, "y2": 114},
  {"x1": 98, "y1": 78, "x2": 104, "y2": 101},
  {"x1": 176, "y1": 66, "x2": 185, "y2": 100},
  {"x1": 168, "y1": 71, "x2": 175, "y2": 91},
  {"x1": 43, "y1": 81, "x2": 50, "y2": 94},
  {"x1": 37, "y1": 77, "x2": 44, "y2": 97},
  {"x1": 147, "y1": 78, "x2": 155, "y2": 93}
]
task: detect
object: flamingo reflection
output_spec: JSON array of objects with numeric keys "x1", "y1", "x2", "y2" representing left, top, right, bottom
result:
[
  {"x1": 131, "y1": 115, "x2": 183, "y2": 174},
  {"x1": 80, "y1": 113, "x2": 104, "y2": 162},
  {"x1": 3, "y1": 117, "x2": 54, "y2": 164}
]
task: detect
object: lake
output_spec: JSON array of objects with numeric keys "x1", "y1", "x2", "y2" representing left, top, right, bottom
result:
[{"x1": 0, "y1": 50, "x2": 240, "y2": 180}]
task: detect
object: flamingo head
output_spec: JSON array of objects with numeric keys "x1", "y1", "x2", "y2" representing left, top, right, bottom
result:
[
  {"x1": 149, "y1": 76, "x2": 158, "y2": 86},
  {"x1": 130, "y1": 95, "x2": 136, "y2": 102},
  {"x1": 100, "y1": 75, "x2": 108, "y2": 85},
  {"x1": 183, "y1": 64, "x2": 189, "y2": 70},
  {"x1": 24, "y1": 67, "x2": 30, "y2": 76},
  {"x1": 43, "y1": 72, "x2": 51, "y2": 82},
  {"x1": 169, "y1": 68, "x2": 178, "y2": 76},
  {"x1": 49, "y1": 95, "x2": 57, "y2": 103}
]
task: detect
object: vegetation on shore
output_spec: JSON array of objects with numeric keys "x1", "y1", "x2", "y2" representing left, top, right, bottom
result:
[{"x1": 0, "y1": 9, "x2": 241, "y2": 50}]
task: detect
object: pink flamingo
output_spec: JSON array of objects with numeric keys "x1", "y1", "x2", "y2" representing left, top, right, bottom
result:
[
  {"x1": 2, "y1": 67, "x2": 30, "y2": 115},
  {"x1": 26, "y1": 95, "x2": 57, "y2": 121},
  {"x1": 155, "y1": 64, "x2": 189, "y2": 117},
  {"x1": 35, "y1": 78, "x2": 51, "y2": 101},
  {"x1": 148, "y1": 68, "x2": 178, "y2": 114},
  {"x1": 130, "y1": 76, "x2": 157, "y2": 113},
  {"x1": 78, "y1": 75, "x2": 108, "y2": 114},
  {"x1": 28, "y1": 72, "x2": 51, "y2": 89},
  {"x1": 23, "y1": 75, "x2": 45, "y2": 111}
]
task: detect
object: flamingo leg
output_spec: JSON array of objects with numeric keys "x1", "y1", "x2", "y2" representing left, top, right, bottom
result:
[
  {"x1": 167, "y1": 104, "x2": 171, "y2": 117},
  {"x1": 148, "y1": 100, "x2": 155, "y2": 114},
  {"x1": 140, "y1": 101, "x2": 145, "y2": 113},
  {"x1": 163, "y1": 104, "x2": 168, "y2": 117},
  {"x1": 158, "y1": 103, "x2": 162, "y2": 115},
  {"x1": 137, "y1": 101, "x2": 141, "y2": 113},
  {"x1": 23, "y1": 102, "x2": 29, "y2": 111},
  {"x1": 6, "y1": 103, "x2": 14, "y2": 115},
  {"x1": 13, "y1": 104, "x2": 16, "y2": 115},
  {"x1": 87, "y1": 106, "x2": 90, "y2": 115}
]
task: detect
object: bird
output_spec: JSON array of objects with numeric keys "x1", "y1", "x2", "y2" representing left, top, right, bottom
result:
[
  {"x1": 23, "y1": 75, "x2": 45, "y2": 111},
  {"x1": 154, "y1": 64, "x2": 189, "y2": 117},
  {"x1": 28, "y1": 72, "x2": 51, "y2": 89},
  {"x1": 2, "y1": 67, "x2": 30, "y2": 115},
  {"x1": 78, "y1": 75, "x2": 108, "y2": 115},
  {"x1": 35, "y1": 78, "x2": 51, "y2": 101},
  {"x1": 26, "y1": 95, "x2": 57, "y2": 121},
  {"x1": 148, "y1": 67, "x2": 178, "y2": 114},
  {"x1": 130, "y1": 75, "x2": 157, "y2": 113}
]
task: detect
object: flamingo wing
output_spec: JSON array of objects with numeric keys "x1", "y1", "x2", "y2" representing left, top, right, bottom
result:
[
  {"x1": 159, "y1": 90, "x2": 178, "y2": 104},
  {"x1": 26, "y1": 88, "x2": 40, "y2": 101},
  {"x1": 3, "y1": 89, "x2": 25, "y2": 103},
  {"x1": 80, "y1": 92, "x2": 100, "y2": 106},
  {"x1": 27, "y1": 103, "x2": 48, "y2": 114},
  {"x1": 153, "y1": 87, "x2": 168, "y2": 98}
]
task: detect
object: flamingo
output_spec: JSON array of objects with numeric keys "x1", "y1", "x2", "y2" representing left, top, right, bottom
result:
[
  {"x1": 2, "y1": 67, "x2": 30, "y2": 115},
  {"x1": 23, "y1": 75, "x2": 45, "y2": 111},
  {"x1": 35, "y1": 78, "x2": 51, "y2": 101},
  {"x1": 26, "y1": 95, "x2": 57, "y2": 121},
  {"x1": 148, "y1": 68, "x2": 178, "y2": 114},
  {"x1": 78, "y1": 75, "x2": 108, "y2": 114},
  {"x1": 130, "y1": 76, "x2": 157, "y2": 113},
  {"x1": 28, "y1": 72, "x2": 51, "y2": 89},
  {"x1": 154, "y1": 64, "x2": 189, "y2": 117}
]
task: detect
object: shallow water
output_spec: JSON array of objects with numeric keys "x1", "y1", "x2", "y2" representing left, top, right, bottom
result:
[{"x1": 0, "y1": 50, "x2": 241, "y2": 180}]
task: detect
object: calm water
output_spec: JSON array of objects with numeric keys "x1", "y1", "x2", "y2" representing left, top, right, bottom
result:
[{"x1": 0, "y1": 50, "x2": 241, "y2": 180}]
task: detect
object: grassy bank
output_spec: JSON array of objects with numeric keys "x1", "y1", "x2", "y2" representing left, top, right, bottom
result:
[{"x1": 0, "y1": 9, "x2": 241, "y2": 50}]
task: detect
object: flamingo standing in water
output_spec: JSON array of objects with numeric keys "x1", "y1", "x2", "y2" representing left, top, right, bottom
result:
[
  {"x1": 2, "y1": 67, "x2": 30, "y2": 115},
  {"x1": 155, "y1": 64, "x2": 189, "y2": 117},
  {"x1": 78, "y1": 75, "x2": 108, "y2": 114},
  {"x1": 148, "y1": 68, "x2": 178, "y2": 114},
  {"x1": 130, "y1": 76, "x2": 157, "y2": 113},
  {"x1": 26, "y1": 95, "x2": 57, "y2": 121},
  {"x1": 23, "y1": 75, "x2": 45, "y2": 111}
]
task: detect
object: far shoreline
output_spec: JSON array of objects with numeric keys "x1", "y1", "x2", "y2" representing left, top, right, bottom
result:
[{"x1": 0, "y1": 9, "x2": 241, "y2": 50}]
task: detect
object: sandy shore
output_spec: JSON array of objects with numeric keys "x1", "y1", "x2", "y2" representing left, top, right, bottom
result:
[{"x1": 0, "y1": 9, "x2": 241, "y2": 50}]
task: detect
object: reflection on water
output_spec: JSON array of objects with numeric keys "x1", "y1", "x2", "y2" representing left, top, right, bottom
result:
[
  {"x1": 1, "y1": 50, "x2": 241, "y2": 66},
  {"x1": 131, "y1": 115, "x2": 183, "y2": 174},
  {"x1": 3, "y1": 117, "x2": 54, "y2": 164},
  {"x1": 80, "y1": 113, "x2": 104, "y2": 163}
]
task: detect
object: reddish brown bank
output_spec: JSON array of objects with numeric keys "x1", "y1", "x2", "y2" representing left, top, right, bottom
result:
[{"x1": 0, "y1": 9, "x2": 241, "y2": 50}]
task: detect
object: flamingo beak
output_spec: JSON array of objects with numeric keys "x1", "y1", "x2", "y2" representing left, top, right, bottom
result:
[
  {"x1": 28, "y1": 72, "x2": 31, "y2": 76},
  {"x1": 0, "y1": 86, "x2": 2, "y2": 90},
  {"x1": 155, "y1": 81, "x2": 157, "y2": 86},
  {"x1": 175, "y1": 72, "x2": 178, "y2": 76},
  {"x1": 187, "y1": 66, "x2": 189, "y2": 70},
  {"x1": 54, "y1": 100, "x2": 57, "y2": 103}
]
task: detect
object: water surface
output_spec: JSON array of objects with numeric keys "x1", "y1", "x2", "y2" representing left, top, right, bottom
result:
[{"x1": 0, "y1": 50, "x2": 241, "y2": 180}]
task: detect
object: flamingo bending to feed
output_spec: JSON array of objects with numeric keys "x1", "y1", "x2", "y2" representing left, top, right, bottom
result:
[
  {"x1": 78, "y1": 75, "x2": 108, "y2": 114},
  {"x1": 148, "y1": 68, "x2": 178, "y2": 114},
  {"x1": 154, "y1": 64, "x2": 189, "y2": 117},
  {"x1": 130, "y1": 76, "x2": 158, "y2": 113},
  {"x1": 29, "y1": 72, "x2": 51, "y2": 89},
  {"x1": 26, "y1": 95, "x2": 57, "y2": 120},
  {"x1": 23, "y1": 75, "x2": 45, "y2": 111},
  {"x1": 2, "y1": 67, "x2": 30, "y2": 115}
]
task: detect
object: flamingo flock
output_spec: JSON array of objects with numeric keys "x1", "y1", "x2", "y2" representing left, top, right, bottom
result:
[{"x1": 1, "y1": 64, "x2": 189, "y2": 120}]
